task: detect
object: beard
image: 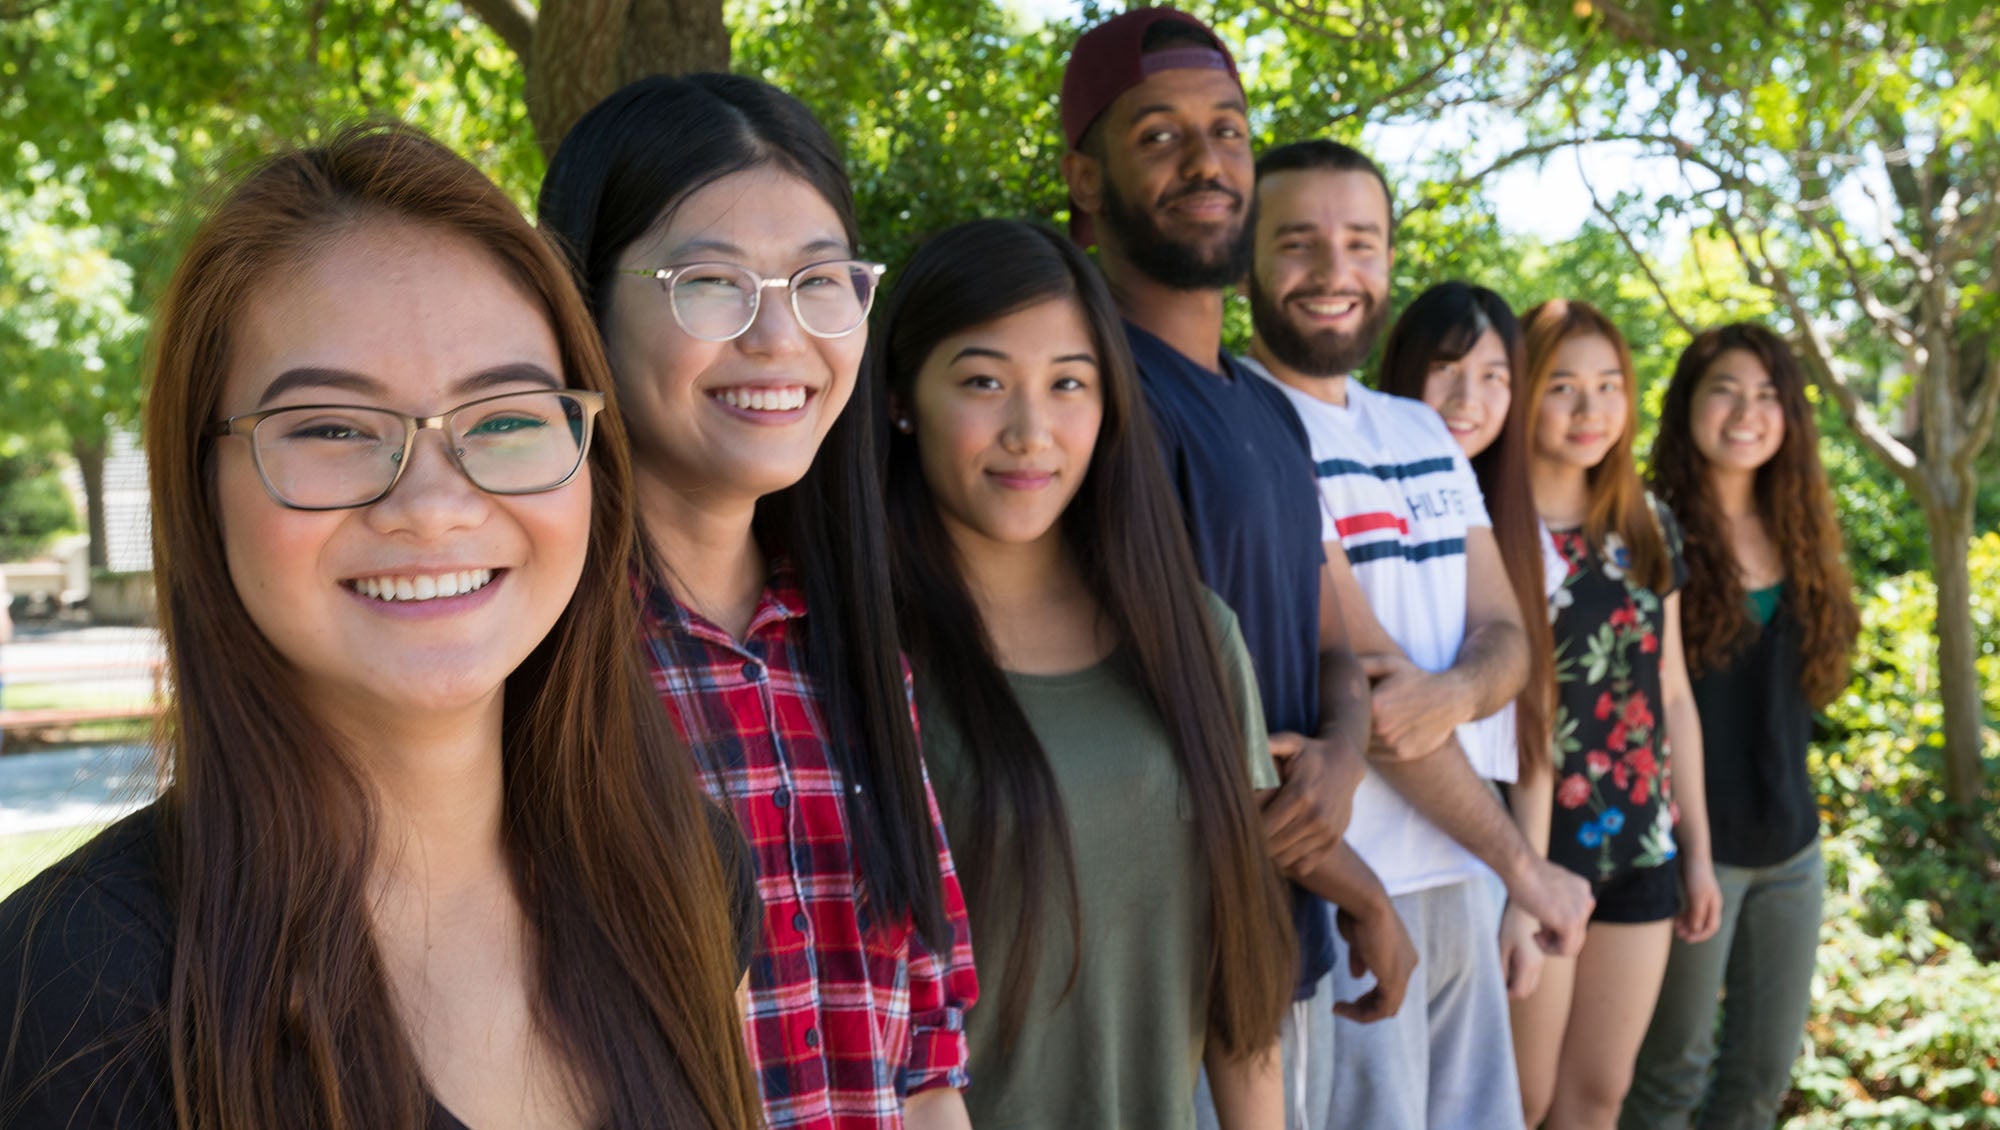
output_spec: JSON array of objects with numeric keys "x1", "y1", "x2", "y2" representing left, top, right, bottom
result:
[
  {"x1": 1248, "y1": 275, "x2": 1391, "y2": 377},
  {"x1": 1099, "y1": 174, "x2": 1254, "y2": 292}
]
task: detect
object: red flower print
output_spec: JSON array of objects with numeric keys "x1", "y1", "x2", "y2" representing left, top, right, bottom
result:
[
  {"x1": 1641, "y1": 632, "x2": 1659, "y2": 654},
  {"x1": 1612, "y1": 762, "x2": 1631, "y2": 789},
  {"x1": 1621, "y1": 693, "x2": 1654, "y2": 730},
  {"x1": 1608, "y1": 723, "x2": 1629, "y2": 752},
  {"x1": 1595, "y1": 691, "x2": 1616, "y2": 721},
  {"x1": 1586, "y1": 751, "x2": 1612, "y2": 778},
  {"x1": 1627, "y1": 747, "x2": 1659, "y2": 780},
  {"x1": 1630, "y1": 777, "x2": 1652, "y2": 804},
  {"x1": 1669, "y1": 801, "x2": 1682, "y2": 826},
  {"x1": 1558, "y1": 774, "x2": 1592, "y2": 809},
  {"x1": 1609, "y1": 604, "x2": 1639, "y2": 629}
]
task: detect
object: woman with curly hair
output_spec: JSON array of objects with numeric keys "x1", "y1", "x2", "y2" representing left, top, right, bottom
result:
[{"x1": 1621, "y1": 323, "x2": 1859, "y2": 1130}]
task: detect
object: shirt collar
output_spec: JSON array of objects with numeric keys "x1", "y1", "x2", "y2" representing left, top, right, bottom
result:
[{"x1": 638, "y1": 558, "x2": 807, "y2": 645}]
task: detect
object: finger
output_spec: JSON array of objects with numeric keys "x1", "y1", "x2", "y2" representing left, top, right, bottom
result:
[
  {"x1": 1355, "y1": 653, "x2": 1400, "y2": 679},
  {"x1": 1266, "y1": 731, "x2": 1307, "y2": 760},
  {"x1": 1333, "y1": 988, "x2": 1389, "y2": 1024}
]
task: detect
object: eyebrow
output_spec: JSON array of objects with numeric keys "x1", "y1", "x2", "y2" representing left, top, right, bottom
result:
[
  {"x1": 1128, "y1": 97, "x2": 1249, "y2": 123},
  {"x1": 666, "y1": 236, "x2": 852, "y2": 262},
  {"x1": 257, "y1": 363, "x2": 562, "y2": 407},
  {"x1": 948, "y1": 346, "x2": 1099, "y2": 367}
]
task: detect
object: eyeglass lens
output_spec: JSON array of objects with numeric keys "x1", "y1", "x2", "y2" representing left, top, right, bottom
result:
[
  {"x1": 668, "y1": 261, "x2": 877, "y2": 340},
  {"x1": 249, "y1": 391, "x2": 592, "y2": 509}
]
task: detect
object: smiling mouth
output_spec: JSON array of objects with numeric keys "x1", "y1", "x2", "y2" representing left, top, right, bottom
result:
[
  {"x1": 711, "y1": 386, "x2": 809, "y2": 412},
  {"x1": 1442, "y1": 418, "x2": 1481, "y2": 434},
  {"x1": 345, "y1": 568, "x2": 498, "y2": 603},
  {"x1": 1295, "y1": 296, "x2": 1362, "y2": 320},
  {"x1": 1723, "y1": 429, "x2": 1765, "y2": 443}
]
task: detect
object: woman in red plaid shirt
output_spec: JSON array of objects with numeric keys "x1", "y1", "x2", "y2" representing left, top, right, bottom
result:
[{"x1": 539, "y1": 76, "x2": 979, "y2": 1130}]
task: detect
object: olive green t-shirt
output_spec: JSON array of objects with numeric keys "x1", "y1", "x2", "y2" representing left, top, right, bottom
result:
[{"x1": 917, "y1": 595, "x2": 1279, "y2": 1130}]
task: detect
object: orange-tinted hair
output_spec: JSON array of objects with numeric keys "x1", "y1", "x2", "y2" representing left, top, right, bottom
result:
[
  {"x1": 143, "y1": 123, "x2": 757, "y2": 1129},
  {"x1": 1521, "y1": 299, "x2": 1673, "y2": 594},
  {"x1": 1651, "y1": 323, "x2": 1860, "y2": 704}
]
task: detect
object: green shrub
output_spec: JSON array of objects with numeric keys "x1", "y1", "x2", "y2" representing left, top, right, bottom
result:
[
  {"x1": 0, "y1": 446, "x2": 75, "y2": 562},
  {"x1": 1784, "y1": 533, "x2": 2000, "y2": 1125}
]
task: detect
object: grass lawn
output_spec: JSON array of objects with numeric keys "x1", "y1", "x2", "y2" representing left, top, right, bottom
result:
[{"x1": 0, "y1": 824, "x2": 105, "y2": 900}]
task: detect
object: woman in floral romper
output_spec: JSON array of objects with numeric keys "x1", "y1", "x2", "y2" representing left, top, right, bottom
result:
[{"x1": 1507, "y1": 299, "x2": 1722, "y2": 1130}]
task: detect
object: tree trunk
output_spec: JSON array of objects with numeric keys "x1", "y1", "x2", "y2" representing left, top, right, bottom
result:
[
  {"x1": 524, "y1": 0, "x2": 731, "y2": 156},
  {"x1": 71, "y1": 432, "x2": 107, "y2": 573},
  {"x1": 1925, "y1": 488, "x2": 1987, "y2": 809}
]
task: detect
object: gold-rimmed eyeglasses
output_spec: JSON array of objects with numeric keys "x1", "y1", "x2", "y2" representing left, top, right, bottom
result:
[{"x1": 208, "y1": 389, "x2": 606, "y2": 511}]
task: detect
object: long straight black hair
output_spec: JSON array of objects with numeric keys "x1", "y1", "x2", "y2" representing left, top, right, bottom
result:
[
  {"x1": 871, "y1": 219, "x2": 1295, "y2": 1053},
  {"x1": 1376, "y1": 282, "x2": 1556, "y2": 780},
  {"x1": 537, "y1": 74, "x2": 947, "y2": 949}
]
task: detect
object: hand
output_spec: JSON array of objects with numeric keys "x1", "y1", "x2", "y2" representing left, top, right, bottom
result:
[
  {"x1": 1496, "y1": 902, "x2": 1546, "y2": 1000},
  {"x1": 1505, "y1": 856, "x2": 1594, "y2": 958},
  {"x1": 1357, "y1": 653, "x2": 1463, "y2": 763},
  {"x1": 1333, "y1": 902, "x2": 1418, "y2": 1023},
  {"x1": 1676, "y1": 857, "x2": 1723, "y2": 943},
  {"x1": 1262, "y1": 731, "x2": 1363, "y2": 873}
]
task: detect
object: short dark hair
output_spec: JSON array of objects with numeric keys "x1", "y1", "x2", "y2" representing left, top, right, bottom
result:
[
  {"x1": 1255, "y1": 139, "x2": 1396, "y2": 241},
  {"x1": 1142, "y1": 17, "x2": 1218, "y2": 52}
]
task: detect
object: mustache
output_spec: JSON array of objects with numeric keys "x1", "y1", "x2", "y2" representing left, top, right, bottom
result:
[
  {"x1": 1283, "y1": 288, "x2": 1372, "y2": 306},
  {"x1": 1156, "y1": 179, "x2": 1244, "y2": 210}
]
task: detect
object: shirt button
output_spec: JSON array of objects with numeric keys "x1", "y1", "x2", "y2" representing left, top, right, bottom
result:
[
  {"x1": 792, "y1": 911, "x2": 810, "y2": 933},
  {"x1": 740, "y1": 659, "x2": 763, "y2": 681},
  {"x1": 773, "y1": 786, "x2": 791, "y2": 808},
  {"x1": 804, "y1": 1027, "x2": 821, "y2": 1049}
]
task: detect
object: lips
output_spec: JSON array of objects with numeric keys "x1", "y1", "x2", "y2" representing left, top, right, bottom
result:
[
  {"x1": 987, "y1": 469, "x2": 1055, "y2": 490},
  {"x1": 1442, "y1": 417, "x2": 1481, "y2": 435}
]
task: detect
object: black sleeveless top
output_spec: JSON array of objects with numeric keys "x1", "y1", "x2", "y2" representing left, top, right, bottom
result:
[{"x1": 1692, "y1": 589, "x2": 1821, "y2": 867}]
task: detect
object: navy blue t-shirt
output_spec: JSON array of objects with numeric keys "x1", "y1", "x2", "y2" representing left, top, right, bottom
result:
[{"x1": 1124, "y1": 321, "x2": 1335, "y2": 997}]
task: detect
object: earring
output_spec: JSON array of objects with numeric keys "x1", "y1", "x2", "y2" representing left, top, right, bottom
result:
[{"x1": 895, "y1": 415, "x2": 913, "y2": 434}]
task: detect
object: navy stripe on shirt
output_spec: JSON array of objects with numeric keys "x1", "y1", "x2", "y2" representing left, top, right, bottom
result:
[
  {"x1": 1346, "y1": 537, "x2": 1468, "y2": 565},
  {"x1": 1316, "y1": 455, "x2": 1457, "y2": 481}
]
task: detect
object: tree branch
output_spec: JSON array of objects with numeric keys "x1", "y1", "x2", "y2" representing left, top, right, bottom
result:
[
  {"x1": 1575, "y1": 152, "x2": 1695, "y2": 338},
  {"x1": 462, "y1": 0, "x2": 537, "y2": 59}
]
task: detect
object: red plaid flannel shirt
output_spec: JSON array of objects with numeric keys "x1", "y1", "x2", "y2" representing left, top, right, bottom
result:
[{"x1": 639, "y1": 567, "x2": 978, "y2": 1128}]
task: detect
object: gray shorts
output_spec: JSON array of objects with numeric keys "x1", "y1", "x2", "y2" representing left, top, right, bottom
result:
[{"x1": 1325, "y1": 877, "x2": 1527, "y2": 1130}]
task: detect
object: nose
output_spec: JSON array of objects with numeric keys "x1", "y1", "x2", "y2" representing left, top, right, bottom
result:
[
  {"x1": 1181, "y1": 131, "x2": 1225, "y2": 184},
  {"x1": 1440, "y1": 368, "x2": 1475, "y2": 408},
  {"x1": 364, "y1": 429, "x2": 489, "y2": 539},
  {"x1": 1000, "y1": 389, "x2": 1053, "y2": 455},
  {"x1": 735, "y1": 283, "x2": 811, "y2": 359}
]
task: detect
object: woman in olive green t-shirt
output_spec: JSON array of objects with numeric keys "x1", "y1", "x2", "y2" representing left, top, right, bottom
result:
[{"x1": 871, "y1": 220, "x2": 1298, "y2": 1130}]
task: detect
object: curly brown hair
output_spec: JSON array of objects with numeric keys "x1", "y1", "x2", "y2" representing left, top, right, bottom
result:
[{"x1": 1650, "y1": 323, "x2": 1860, "y2": 705}]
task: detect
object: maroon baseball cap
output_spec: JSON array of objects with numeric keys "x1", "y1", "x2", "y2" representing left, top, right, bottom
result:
[{"x1": 1060, "y1": 7, "x2": 1244, "y2": 246}]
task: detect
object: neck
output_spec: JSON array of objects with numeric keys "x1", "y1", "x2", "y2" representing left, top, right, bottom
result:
[
  {"x1": 1249, "y1": 339, "x2": 1349, "y2": 406},
  {"x1": 1708, "y1": 466, "x2": 1758, "y2": 520},
  {"x1": 636, "y1": 471, "x2": 768, "y2": 640},
  {"x1": 945, "y1": 521, "x2": 1097, "y2": 667},
  {"x1": 342, "y1": 694, "x2": 510, "y2": 899},
  {"x1": 1101, "y1": 247, "x2": 1227, "y2": 374},
  {"x1": 1530, "y1": 456, "x2": 1592, "y2": 528}
]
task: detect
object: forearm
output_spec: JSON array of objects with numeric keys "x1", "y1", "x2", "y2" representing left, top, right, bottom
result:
[
  {"x1": 1664, "y1": 694, "x2": 1712, "y2": 863},
  {"x1": 1447, "y1": 621, "x2": 1529, "y2": 723},
  {"x1": 1373, "y1": 739, "x2": 1532, "y2": 887},
  {"x1": 904, "y1": 1087, "x2": 973, "y2": 1130},
  {"x1": 1292, "y1": 840, "x2": 1391, "y2": 916},
  {"x1": 1317, "y1": 643, "x2": 1371, "y2": 753},
  {"x1": 1204, "y1": 1040, "x2": 1285, "y2": 1130},
  {"x1": 1503, "y1": 759, "x2": 1553, "y2": 859}
]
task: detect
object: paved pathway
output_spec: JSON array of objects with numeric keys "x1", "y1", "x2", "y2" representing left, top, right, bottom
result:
[{"x1": 2, "y1": 624, "x2": 164, "y2": 834}]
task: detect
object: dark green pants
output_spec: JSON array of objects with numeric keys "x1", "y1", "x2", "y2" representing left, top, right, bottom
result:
[{"x1": 1619, "y1": 840, "x2": 1823, "y2": 1130}]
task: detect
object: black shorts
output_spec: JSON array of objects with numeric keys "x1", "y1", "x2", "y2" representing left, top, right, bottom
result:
[{"x1": 1588, "y1": 862, "x2": 1679, "y2": 924}]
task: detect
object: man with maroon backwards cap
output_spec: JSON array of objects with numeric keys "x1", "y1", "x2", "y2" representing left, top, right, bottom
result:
[{"x1": 1059, "y1": 10, "x2": 1417, "y2": 1127}]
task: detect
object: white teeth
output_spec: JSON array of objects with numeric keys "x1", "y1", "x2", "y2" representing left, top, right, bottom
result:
[
  {"x1": 714, "y1": 387, "x2": 808, "y2": 412},
  {"x1": 349, "y1": 569, "x2": 495, "y2": 603}
]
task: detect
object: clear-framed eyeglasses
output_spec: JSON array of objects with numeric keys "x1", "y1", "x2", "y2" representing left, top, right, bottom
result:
[
  {"x1": 207, "y1": 389, "x2": 607, "y2": 511},
  {"x1": 618, "y1": 259, "x2": 886, "y2": 341}
]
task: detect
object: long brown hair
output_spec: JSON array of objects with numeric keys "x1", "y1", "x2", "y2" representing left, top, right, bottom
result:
[
  {"x1": 143, "y1": 122, "x2": 758, "y2": 1129},
  {"x1": 1377, "y1": 282, "x2": 1556, "y2": 778},
  {"x1": 872, "y1": 220, "x2": 1295, "y2": 1055},
  {"x1": 1521, "y1": 299, "x2": 1673, "y2": 594},
  {"x1": 1650, "y1": 323, "x2": 1860, "y2": 704}
]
